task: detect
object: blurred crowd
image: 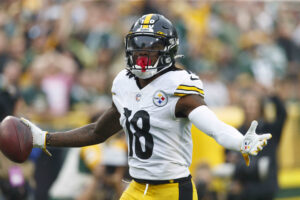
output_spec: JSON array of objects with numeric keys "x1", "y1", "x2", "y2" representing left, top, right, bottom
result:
[{"x1": 0, "y1": 0, "x2": 299, "y2": 199}]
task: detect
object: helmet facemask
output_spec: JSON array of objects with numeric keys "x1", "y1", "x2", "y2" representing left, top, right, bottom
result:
[{"x1": 126, "y1": 33, "x2": 174, "y2": 79}]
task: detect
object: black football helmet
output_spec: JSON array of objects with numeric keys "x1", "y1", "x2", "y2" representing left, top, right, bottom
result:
[{"x1": 125, "y1": 14, "x2": 179, "y2": 79}]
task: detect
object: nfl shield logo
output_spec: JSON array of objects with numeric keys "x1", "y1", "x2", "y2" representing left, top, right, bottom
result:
[
  {"x1": 136, "y1": 93, "x2": 142, "y2": 102},
  {"x1": 153, "y1": 90, "x2": 168, "y2": 107}
]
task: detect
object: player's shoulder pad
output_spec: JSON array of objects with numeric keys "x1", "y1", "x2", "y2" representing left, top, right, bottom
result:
[
  {"x1": 111, "y1": 69, "x2": 128, "y2": 95},
  {"x1": 172, "y1": 70, "x2": 204, "y2": 97}
]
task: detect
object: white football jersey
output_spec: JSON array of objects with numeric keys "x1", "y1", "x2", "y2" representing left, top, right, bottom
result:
[{"x1": 111, "y1": 69, "x2": 204, "y2": 180}]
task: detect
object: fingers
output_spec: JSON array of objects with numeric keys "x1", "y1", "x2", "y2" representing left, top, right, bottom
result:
[
  {"x1": 20, "y1": 117, "x2": 27, "y2": 121},
  {"x1": 246, "y1": 120, "x2": 258, "y2": 135},
  {"x1": 258, "y1": 133, "x2": 272, "y2": 140},
  {"x1": 250, "y1": 139, "x2": 267, "y2": 155},
  {"x1": 20, "y1": 117, "x2": 29, "y2": 123},
  {"x1": 20, "y1": 117, "x2": 34, "y2": 129},
  {"x1": 250, "y1": 149, "x2": 258, "y2": 156},
  {"x1": 257, "y1": 144, "x2": 262, "y2": 151},
  {"x1": 20, "y1": 117, "x2": 30, "y2": 127},
  {"x1": 262, "y1": 139, "x2": 267, "y2": 147},
  {"x1": 242, "y1": 140, "x2": 266, "y2": 165},
  {"x1": 21, "y1": 117, "x2": 43, "y2": 133}
]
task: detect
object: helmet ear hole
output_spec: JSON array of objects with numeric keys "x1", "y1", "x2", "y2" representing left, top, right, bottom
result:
[
  {"x1": 165, "y1": 57, "x2": 171, "y2": 64},
  {"x1": 160, "y1": 55, "x2": 172, "y2": 65}
]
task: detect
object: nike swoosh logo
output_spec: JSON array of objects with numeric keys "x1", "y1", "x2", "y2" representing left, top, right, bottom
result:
[
  {"x1": 186, "y1": 70, "x2": 200, "y2": 80},
  {"x1": 190, "y1": 77, "x2": 199, "y2": 81}
]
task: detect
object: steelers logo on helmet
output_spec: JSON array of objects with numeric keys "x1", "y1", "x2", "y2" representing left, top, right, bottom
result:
[
  {"x1": 125, "y1": 14, "x2": 179, "y2": 79},
  {"x1": 153, "y1": 90, "x2": 168, "y2": 107}
]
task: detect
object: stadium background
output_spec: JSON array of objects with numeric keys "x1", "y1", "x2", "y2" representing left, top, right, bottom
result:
[{"x1": 0, "y1": 0, "x2": 299, "y2": 199}]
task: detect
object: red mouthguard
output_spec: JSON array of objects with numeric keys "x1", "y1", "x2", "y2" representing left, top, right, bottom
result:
[{"x1": 136, "y1": 56, "x2": 151, "y2": 72}]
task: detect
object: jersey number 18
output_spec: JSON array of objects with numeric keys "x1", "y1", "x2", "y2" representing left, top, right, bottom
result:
[{"x1": 124, "y1": 108, "x2": 154, "y2": 159}]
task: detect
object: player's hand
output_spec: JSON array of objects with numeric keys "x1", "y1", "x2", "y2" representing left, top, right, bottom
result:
[
  {"x1": 20, "y1": 118, "x2": 52, "y2": 156},
  {"x1": 240, "y1": 120, "x2": 272, "y2": 166}
]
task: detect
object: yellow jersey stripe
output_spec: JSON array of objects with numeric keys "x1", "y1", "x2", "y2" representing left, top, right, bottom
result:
[
  {"x1": 174, "y1": 93, "x2": 188, "y2": 97},
  {"x1": 142, "y1": 14, "x2": 153, "y2": 28},
  {"x1": 176, "y1": 85, "x2": 204, "y2": 95},
  {"x1": 174, "y1": 92, "x2": 204, "y2": 97}
]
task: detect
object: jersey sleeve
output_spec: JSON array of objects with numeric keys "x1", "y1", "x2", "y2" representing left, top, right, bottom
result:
[
  {"x1": 173, "y1": 71, "x2": 204, "y2": 97},
  {"x1": 111, "y1": 69, "x2": 127, "y2": 97},
  {"x1": 111, "y1": 69, "x2": 129, "y2": 115}
]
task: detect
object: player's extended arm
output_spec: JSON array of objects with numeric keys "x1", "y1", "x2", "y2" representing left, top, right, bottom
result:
[
  {"x1": 176, "y1": 95, "x2": 272, "y2": 166},
  {"x1": 21, "y1": 103, "x2": 122, "y2": 154}
]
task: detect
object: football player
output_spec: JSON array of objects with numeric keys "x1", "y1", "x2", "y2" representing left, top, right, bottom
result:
[{"x1": 21, "y1": 14, "x2": 272, "y2": 200}]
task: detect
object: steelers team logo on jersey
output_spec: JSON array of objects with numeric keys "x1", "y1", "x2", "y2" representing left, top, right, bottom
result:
[{"x1": 153, "y1": 90, "x2": 168, "y2": 107}]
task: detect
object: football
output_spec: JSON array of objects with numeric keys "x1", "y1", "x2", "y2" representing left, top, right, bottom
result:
[{"x1": 0, "y1": 116, "x2": 33, "y2": 163}]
